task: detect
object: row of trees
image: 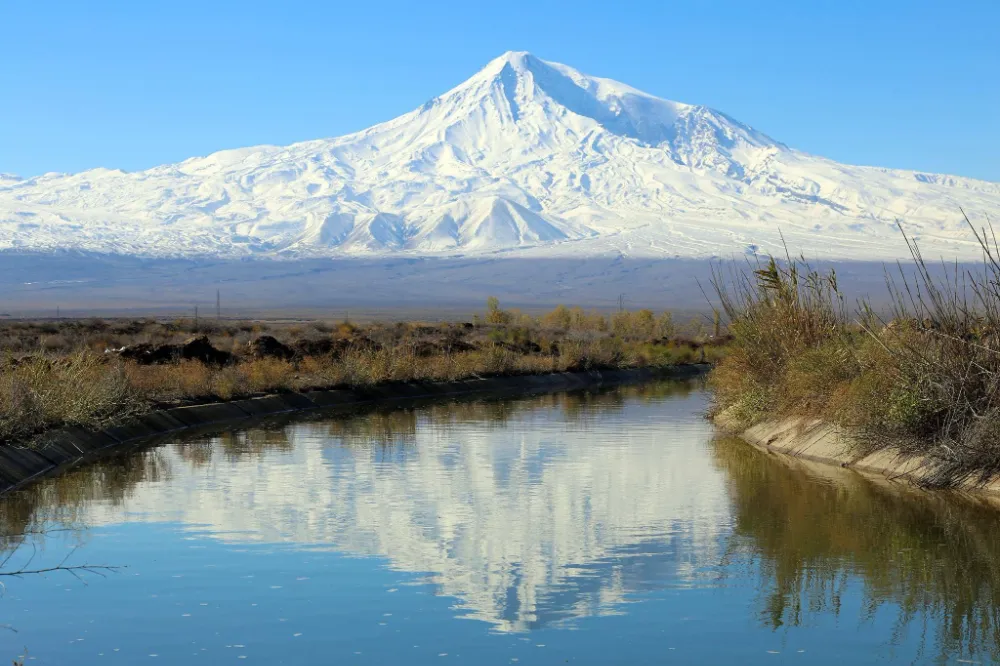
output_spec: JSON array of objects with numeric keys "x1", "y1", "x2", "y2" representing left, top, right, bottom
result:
[{"x1": 480, "y1": 297, "x2": 720, "y2": 339}]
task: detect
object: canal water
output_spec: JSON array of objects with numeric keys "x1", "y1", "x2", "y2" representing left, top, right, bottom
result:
[{"x1": 1, "y1": 379, "x2": 998, "y2": 664}]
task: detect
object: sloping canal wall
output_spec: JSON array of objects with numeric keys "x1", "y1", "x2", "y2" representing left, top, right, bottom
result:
[{"x1": 718, "y1": 411, "x2": 1000, "y2": 494}]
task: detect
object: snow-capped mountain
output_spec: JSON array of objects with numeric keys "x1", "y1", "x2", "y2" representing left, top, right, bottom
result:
[{"x1": 2, "y1": 51, "x2": 998, "y2": 261}]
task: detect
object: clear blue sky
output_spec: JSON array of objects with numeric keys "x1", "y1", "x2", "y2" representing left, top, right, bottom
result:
[{"x1": 3, "y1": 0, "x2": 998, "y2": 181}]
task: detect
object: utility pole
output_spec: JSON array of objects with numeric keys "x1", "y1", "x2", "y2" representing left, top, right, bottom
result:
[
  {"x1": 194, "y1": 305, "x2": 199, "y2": 329},
  {"x1": 618, "y1": 293, "x2": 626, "y2": 313},
  {"x1": 216, "y1": 289, "x2": 221, "y2": 320}
]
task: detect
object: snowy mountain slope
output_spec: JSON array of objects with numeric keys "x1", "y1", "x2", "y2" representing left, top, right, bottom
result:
[{"x1": 2, "y1": 51, "x2": 998, "y2": 261}]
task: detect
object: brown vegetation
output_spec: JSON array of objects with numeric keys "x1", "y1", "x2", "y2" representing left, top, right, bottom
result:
[
  {"x1": 711, "y1": 216, "x2": 1000, "y2": 488},
  {"x1": 0, "y1": 302, "x2": 725, "y2": 447}
]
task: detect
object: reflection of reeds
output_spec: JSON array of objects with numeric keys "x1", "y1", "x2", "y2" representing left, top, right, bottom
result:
[
  {"x1": 0, "y1": 447, "x2": 171, "y2": 556},
  {"x1": 217, "y1": 428, "x2": 293, "y2": 460},
  {"x1": 322, "y1": 380, "x2": 700, "y2": 448},
  {"x1": 323, "y1": 409, "x2": 419, "y2": 449},
  {"x1": 712, "y1": 435, "x2": 1000, "y2": 661},
  {"x1": 172, "y1": 428, "x2": 295, "y2": 467}
]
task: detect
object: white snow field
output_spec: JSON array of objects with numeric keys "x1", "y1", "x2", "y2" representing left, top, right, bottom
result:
[{"x1": 2, "y1": 51, "x2": 998, "y2": 264}]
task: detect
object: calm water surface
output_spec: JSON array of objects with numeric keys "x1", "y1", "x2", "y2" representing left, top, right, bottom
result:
[{"x1": 2, "y1": 380, "x2": 999, "y2": 664}]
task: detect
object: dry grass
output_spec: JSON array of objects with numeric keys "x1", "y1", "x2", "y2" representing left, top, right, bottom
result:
[
  {"x1": 0, "y1": 354, "x2": 146, "y2": 443},
  {"x1": 711, "y1": 214, "x2": 1000, "y2": 488},
  {"x1": 0, "y1": 302, "x2": 725, "y2": 448}
]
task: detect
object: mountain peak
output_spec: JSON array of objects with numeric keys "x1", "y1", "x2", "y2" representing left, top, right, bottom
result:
[
  {"x1": 489, "y1": 50, "x2": 534, "y2": 67},
  {"x1": 476, "y1": 52, "x2": 662, "y2": 101},
  {"x1": 465, "y1": 50, "x2": 550, "y2": 91},
  {"x1": 440, "y1": 52, "x2": 776, "y2": 155}
]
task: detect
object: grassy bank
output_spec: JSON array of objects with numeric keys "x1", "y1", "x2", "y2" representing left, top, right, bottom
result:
[
  {"x1": 711, "y1": 219, "x2": 1000, "y2": 488},
  {"x1": 0, "y1": 300, "x2": 726, "y2": 447}
]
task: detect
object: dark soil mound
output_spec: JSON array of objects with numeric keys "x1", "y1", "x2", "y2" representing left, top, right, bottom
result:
[
  {"x1": 411, "y1": 338, "x2": 477, "y2": 357},
  {"x1": 118, "y1": 342, "x2": 179, "y2": 364},
  {"x1": 291, "y1": 338, "x2": 336, "y2": 357},
  {"x1": 180, "y1": 336, "x2": 232, "y2": 366},
  {"x1": 498, "y1": 340, "x2": 542, "y2": 355},
  {"x1": 247, "y1": 335, "x2": 295, "y2": 360},
  {"x1": 119, "y1": 336, "x2": 232, "y2": 366}
]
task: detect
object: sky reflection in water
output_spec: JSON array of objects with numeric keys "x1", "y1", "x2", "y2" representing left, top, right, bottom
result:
[{"x1": 1, "y1": 380, "x2": 998, "y2": 664}]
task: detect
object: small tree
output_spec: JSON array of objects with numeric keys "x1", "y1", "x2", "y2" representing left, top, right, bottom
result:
[
  {"x1": 611, "y1": 310, "x2": 632, "y2": 337},
  {"x1": 687, "y1": 316, "x2": 706, "y2": 338},
  {"x1": 656, "y1": 311, "x2": 675, "y2": 339},
  {"x1": 485, "y1": 297, "x2": 512, "y2": 325},
  {"x1": 542, "y1": 304, "x2": 572, "y2": 330},
  {"x1": 634, "y1": 309, "x2": 656, "y2": 339}
]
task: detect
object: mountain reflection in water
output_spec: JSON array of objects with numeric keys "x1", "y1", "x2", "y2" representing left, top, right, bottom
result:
[
  {"x1": 1, "y1": 380, "x2": 999, "y2": 664},
  {"x1": 2, "y1": 382, "x2": 728, "y2": 633}
]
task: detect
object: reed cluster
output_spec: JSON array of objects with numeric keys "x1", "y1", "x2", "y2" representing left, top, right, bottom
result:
[{"x1": 711, "y1": 215, "x2": 1000, "y2": 487}]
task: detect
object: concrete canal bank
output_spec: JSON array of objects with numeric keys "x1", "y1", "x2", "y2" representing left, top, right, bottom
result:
[{"x1": 718, "y1": 411, "x2": 1000, "y2": 495}]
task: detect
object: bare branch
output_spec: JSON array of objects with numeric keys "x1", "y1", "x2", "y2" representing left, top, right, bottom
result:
[{"x1": 0, "y1": 563, "x2": 121, "y2": 578}]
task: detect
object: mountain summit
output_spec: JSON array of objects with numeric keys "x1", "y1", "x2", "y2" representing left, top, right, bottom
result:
[{"x1": 1, "y1": 53, "x2": 997, "y2": 260}]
